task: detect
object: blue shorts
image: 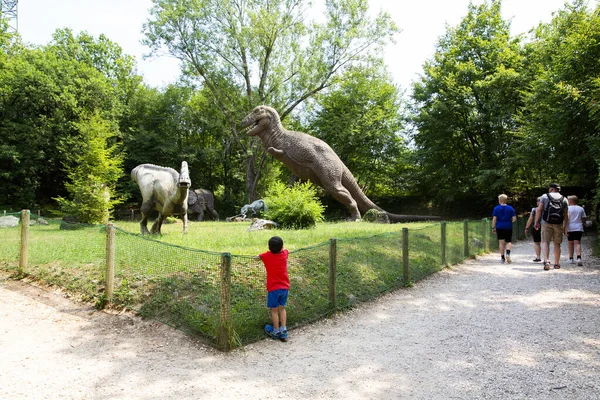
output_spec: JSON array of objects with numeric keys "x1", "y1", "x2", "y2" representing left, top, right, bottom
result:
[{"x1": 267, "y1": 289, "x2": 288, "y2": 308}]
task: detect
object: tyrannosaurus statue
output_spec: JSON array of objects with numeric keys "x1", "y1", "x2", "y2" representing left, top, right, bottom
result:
[
  {"x1": 131, "y1": 161, "x2": 191, "y2": 234},
  {"x1": 241, "y1": 105, "x2": 438, "y2": 222}
]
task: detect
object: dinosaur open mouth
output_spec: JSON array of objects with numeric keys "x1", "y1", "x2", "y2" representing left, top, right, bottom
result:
[{"x1": 241, "y1": 120, "x2": 259, "y2": 135}]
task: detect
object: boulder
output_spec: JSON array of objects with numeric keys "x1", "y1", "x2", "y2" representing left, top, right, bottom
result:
[
  {"x1": 247, "y1": 219, "x2": 279, "y2": 232},
  {"x1": 0, "y1": 215, "x2": 19, "y2": 228}
]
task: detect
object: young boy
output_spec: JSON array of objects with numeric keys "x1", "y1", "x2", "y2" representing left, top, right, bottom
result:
[{"x1": 256, "y1": 236, "x2": 290, "y2": 342}]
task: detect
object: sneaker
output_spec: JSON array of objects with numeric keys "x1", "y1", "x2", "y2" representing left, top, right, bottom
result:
[
  {"x1": 500, "y1": 258, "x2": 505, "y2": 264},
  {"x1": 568, "y1": 258, "x2": 574, "y2": 264},
  {"x1": 264, "y1": 324, "x2": 280, "y2": 340},
  {"x1": 577, "y1": 258, "x2": 583, "y2": 266},
  {"x1": 279, "y1": 329, "x2": 288, "y2": 342},
  {"x1": 532, "y1": 258, "x2": 542, "y2": 262},
  {"x1": 543, "y1": 262, "x2": 551, "y2": 271},
  {"x1": 506, "y1": 255, "x2": 511, "y2": 264}
]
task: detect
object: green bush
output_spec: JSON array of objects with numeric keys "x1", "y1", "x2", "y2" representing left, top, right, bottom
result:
[{"x1": 264, "y1": 181, "x2": 325, "y2": 229}]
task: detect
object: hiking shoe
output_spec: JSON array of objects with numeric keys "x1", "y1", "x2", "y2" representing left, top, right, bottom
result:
[
  {"x1": 506, "y1": 255, "x2": 511, "y2": 264},
  {"x1": 532, "y1": 258, "x2": 542, "y2": 262},
  {"x1": 568, "y1": 258, "x2": 574, "y2": 264},
  {"x1": 279, "y1": 329, "x2": 288, "y2": 342},
  {"x1": 264, "y1": 324, "x2": 280, "y2": 340},
  {"x1": 577, "y1": 259, "x2": 583, "y2": 266},
  {"x1": 543, "y1": 262, "x2": 551, "y2": 271}
]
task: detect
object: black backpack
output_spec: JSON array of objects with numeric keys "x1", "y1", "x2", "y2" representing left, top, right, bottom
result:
[{"x1": 542, "y1": 194, "x2": 565, "y2": 224}]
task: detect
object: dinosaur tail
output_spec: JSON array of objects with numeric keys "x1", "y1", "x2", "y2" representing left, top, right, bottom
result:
[{"x1": 341, "y1": 169, "x2": 440, "y2": 222}]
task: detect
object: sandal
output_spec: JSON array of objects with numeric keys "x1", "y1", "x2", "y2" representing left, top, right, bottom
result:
[
  {"x1": 543, "y1": 262, "x2": 551, "y2": 271},
  {"x1": 554, "y1": 264, "x2": 561, "y2": 269},
  {"x1": 533, "y1": 258, "x2": 542, "y2": 262}
]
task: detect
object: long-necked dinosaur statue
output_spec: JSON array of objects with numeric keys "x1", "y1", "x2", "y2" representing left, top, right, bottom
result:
[
  {"x1": 241, "y1": 105, "x2": 439, "y2": 222},
  {"x1": 131, "y1": 161, "x2": 191, "y2": 234}
]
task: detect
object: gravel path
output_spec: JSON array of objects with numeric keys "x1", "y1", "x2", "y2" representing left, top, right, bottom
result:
[{"x1": 1, "y1": 235, "x2": 599, "y2": 400}]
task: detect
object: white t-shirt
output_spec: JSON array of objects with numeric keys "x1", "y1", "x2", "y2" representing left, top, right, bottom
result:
[{"x1": 567, "y1": 205, "x2": 586, "y2": 232}]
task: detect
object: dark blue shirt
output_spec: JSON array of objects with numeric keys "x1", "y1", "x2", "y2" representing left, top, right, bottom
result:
[{"x1": 492, "y1": 204, "x2": 516, "y2": 230}]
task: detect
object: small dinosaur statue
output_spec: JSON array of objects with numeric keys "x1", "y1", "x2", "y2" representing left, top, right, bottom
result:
[
  {"x1": 241, "y1": 105, "x2": 439, "y2": 222},
  {"x1": 241, "y1": 199, "x2": 267, "y2": 218},
  {"x1": 188, "y1": 188, "x2": 219, "y2": 221},
  {"x1": 131, "y1": 161, "x2": 191, "y2": 234}
]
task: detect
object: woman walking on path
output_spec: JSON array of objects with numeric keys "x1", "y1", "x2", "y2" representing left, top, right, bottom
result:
[
  {"x1": 525, "y1": 197, "x2": 542, "y2": 262},
  {"x1": 566, "y1": 195, "x2": 586, "y2": 266},
  {"x1": 492, "y1": 194, "x2": 517, "y2": 263}
]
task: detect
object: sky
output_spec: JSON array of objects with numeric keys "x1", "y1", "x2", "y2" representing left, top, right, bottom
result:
[{"x1": 15, "y1": 0, "x2": 569, "y2": 90}]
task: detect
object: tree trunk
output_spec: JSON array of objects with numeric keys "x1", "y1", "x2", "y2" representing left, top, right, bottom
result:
[{"x1": 246, "y1": 154, "x2": 258, "y2": 202}]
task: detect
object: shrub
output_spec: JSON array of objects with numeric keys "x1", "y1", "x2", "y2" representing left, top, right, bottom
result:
[{"x1": 264, "y1": 181, "x2": 325, "y2": 229}]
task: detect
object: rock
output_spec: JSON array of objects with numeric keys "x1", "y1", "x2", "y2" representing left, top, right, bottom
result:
[
  {"x1": 247, "y1": 219, "x2": 279, "y2": 232},
  {"x1": 225, "y1": 216, "x2": 246, "y2": 222},
  {"x1": 362, "y1": 209, "x2": 390, "y2": 224},
  {"x1": 37, "y1": 218, "x2": 49, "y2": 225},
  {"x1": 0, "y1": 215, "x2": 19, "y2": 228}
]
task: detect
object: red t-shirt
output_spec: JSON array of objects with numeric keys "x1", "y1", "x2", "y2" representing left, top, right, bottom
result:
[{"x1": 259, "y1": 249, "x2": 290, "y2": 292}]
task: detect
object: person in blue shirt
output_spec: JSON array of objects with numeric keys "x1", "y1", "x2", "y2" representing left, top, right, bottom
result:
[{"x1": 492, "y1": 194, "x2": 517, "y2": 263}]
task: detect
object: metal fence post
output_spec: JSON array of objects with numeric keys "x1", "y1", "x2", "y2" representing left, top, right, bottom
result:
[
  {"x1": 218, "y1": 252, "x2": 232, "y2": 351},
  {"x1": 19, "y1": 209, "x2": 29, "y2": 274},
  {"x1": 463, "y1": 219, "x2": 469, "y2": 258},
  {"x1": 402, "y1": 228, "x2": 409, "y2": 285},
  {"x1": 441, "y1": 222, "x2": 447, "y2": 266},
  {"x1": 105, "y1": 223, "x2": 115, "y2": 301},
  {"x1": 328, "y1": 239, "x2": 337, "y2": 310}
]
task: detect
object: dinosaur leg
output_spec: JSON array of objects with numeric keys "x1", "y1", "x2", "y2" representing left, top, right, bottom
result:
[
  {"x1": 151, "y1": 212, "x2": 164, "y2": 234},
  {"x1": 327, "y1": 184, "x2": 361, "y2": 221},
  {"x1": 139, "y1": 202, "x2": 154, "y2": 235},
  {"x1": 210, "y1": 209, "x2": 219, "y2": 221},
  {"x1": 182, "y1": 213, "x2": 188, "y2": 234},
  {"x1": 139, "y1": 212, "x2": 150, "y2": 235},
  {"x1": 197, "y1": 209, "x2": 205, "y2": 221}
]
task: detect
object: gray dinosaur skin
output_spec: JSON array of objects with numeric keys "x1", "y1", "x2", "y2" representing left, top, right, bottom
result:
[
  {"x1": 187, "y1": 189, "x2": 219, "y2": 221},
  {"x1": 241, "y1": 199, "x2": 267, "y2": 218},
  {"x1": 241, "y1": 105, "x2": 439, "y2": 222},
  {"x1": 131, "y1": 161, "x2": 191, "y2": 234}
]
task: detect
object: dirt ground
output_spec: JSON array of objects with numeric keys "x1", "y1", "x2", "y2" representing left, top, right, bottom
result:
[{"x1": 1, "y1": 235, "x2": 599, "y2": 400}]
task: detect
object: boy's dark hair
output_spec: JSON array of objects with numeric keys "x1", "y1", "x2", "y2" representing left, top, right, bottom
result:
[{"x1": 268, "y1": 236, "x2": 283, "y2": 253}]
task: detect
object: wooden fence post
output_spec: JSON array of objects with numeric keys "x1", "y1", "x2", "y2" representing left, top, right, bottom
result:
[
  {"x1": 19, "y1": 209, "x2": 29, "y2": 274},
  {"x1": 402, "y1": 228, "x2": 409, "y2": 285},
  {"x1": 218, "y1": 252, "x2": 232, "y2": 351},
  {"x1": 105, "y1": 223, "x2": 115, "y2": 301},
  {"x1": 328, "y1": 239, "x2": 337, "y2": 310},
  {"x1": 441, "y1": 222, "x2": 447, "y2": 267},
  {"x1": 482, "y1": 218, "x2": 488, "y2": 252},
  {"x1": 463, "y1": 219, "x2": 469, "y2": 258}
]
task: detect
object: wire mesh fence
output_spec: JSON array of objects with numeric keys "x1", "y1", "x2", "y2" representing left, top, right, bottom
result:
[{"x1": 0, "y1": 210, "x2": 523, "y2": 351}]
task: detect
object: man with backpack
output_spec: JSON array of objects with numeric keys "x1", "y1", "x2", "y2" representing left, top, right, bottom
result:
[{"x1": 534, "y1": 183, "x2": 569, "y2": 270}]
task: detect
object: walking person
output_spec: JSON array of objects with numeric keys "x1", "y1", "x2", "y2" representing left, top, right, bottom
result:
[
  {"x1": 566, "y1": 195, "x2": 586, "y2": 266},
  {"x1": 492, "y1": 194, "x2": 517, "y2": 263},
  {"x1": 525, "y1": 197, "x2": 542, "y2": 262},
  {"x1": 255, "y1": 236, "x2": 290, "y2": 342},
  {"x1": 534, "y1": 183, "x2": 569, "y2": 270}
]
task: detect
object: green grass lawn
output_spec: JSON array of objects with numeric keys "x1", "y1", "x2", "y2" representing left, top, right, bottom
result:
[{"x1": 116, "y1": 219, "x2": 436, "y2": 255}]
